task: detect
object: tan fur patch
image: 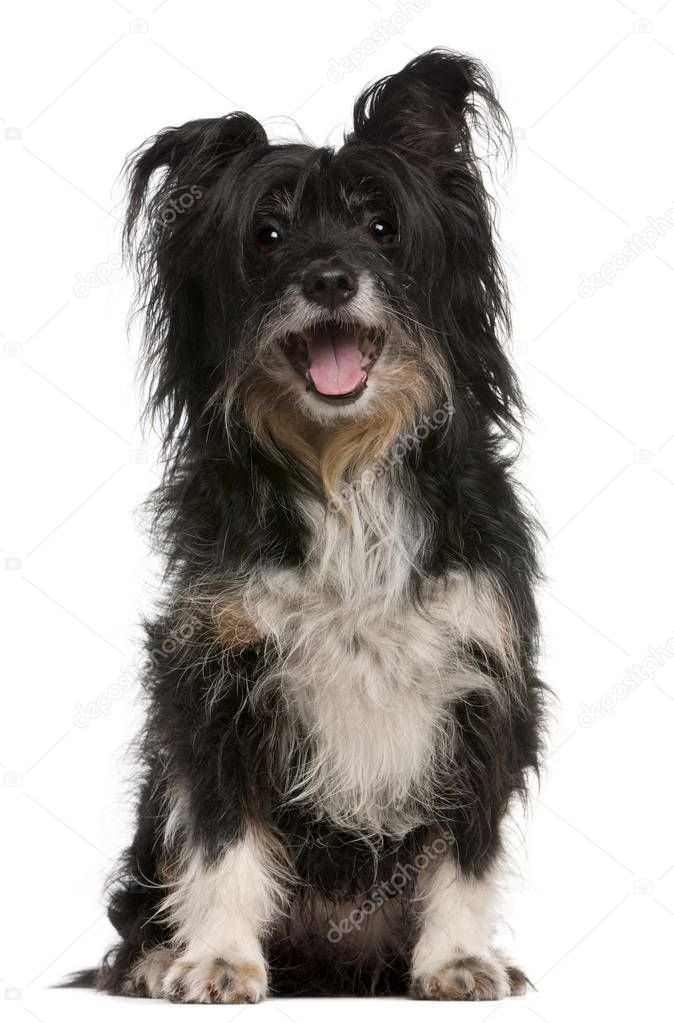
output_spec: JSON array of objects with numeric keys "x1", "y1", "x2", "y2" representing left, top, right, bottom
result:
[
  {"x1": 242, "y1": 378, "x2": 320, "y2": 475},
  {"x1": 241, "y1": 359, "x2": 434, "y2": 508},
  {"x1": 210, "y1": 594, "x2": 260, "y2": 651},
  {"x1": 317, "y1": 361, "x2": 433, "y2": 506}
]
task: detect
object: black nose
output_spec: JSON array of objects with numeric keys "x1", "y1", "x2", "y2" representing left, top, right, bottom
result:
[{"x1": 302, "y1": 259, "x2": 358, "y2": 308}]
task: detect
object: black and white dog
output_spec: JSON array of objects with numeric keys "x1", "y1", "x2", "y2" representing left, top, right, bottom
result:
[{"x1": 76, "y1": 49, "x2": 545, "y2": 1001}]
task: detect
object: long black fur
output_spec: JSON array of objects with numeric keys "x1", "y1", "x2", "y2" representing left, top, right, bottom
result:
[{"x1": 67, "y1": 49, "x2": 545, "y2": 999}]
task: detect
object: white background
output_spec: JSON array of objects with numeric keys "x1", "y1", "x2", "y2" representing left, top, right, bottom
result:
[{"x1": 2, "y1": 0, "x2": 673, "y2": 1020}]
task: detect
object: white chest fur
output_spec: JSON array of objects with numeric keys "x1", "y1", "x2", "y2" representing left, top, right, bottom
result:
[{"x1": 244, "y1": 481, "x2": 514, "y2": 838}]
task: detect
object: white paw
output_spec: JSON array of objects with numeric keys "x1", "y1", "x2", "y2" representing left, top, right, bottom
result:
[
  {"x1": 411, "y1": 952, "x2": 528, "y2": 1001},
  {"x1": 159, "y1": 954, "x2": 267, "y2": 1004}
]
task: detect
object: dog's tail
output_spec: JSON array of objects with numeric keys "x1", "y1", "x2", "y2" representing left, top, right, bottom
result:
[{"x1": 55, "y1": 967, "x2": 99, "y2": 988}]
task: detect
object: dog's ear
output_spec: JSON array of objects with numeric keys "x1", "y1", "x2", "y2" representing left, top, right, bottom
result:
[
  {"x1": 349, "y1": 49, "x2": 508, "y2": 170},
  {"x1": 124, "y1": 113, "x2": 267, "y2": 247},
  {"x1": 123, "y1": 113, "x2": 267, "y2": 440}
]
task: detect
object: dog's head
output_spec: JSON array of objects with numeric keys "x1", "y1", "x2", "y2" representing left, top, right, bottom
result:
[{"x1": 126, "y1": 50, "x2": 518, "y2": 473}]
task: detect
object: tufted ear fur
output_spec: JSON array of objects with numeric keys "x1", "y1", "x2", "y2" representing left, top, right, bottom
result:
[
  {"x1": 122, "y1": 113, "x2": 268, "y2": 441},
  {"x1": 349, "y1": 49, "x2": 510, "y2": 173},
  {"x1": 349, "y1": 50, "x2": 517, "y2": 431},
  {"x1": 124, "y1": 113, "x2": 267, "y2": 249}
]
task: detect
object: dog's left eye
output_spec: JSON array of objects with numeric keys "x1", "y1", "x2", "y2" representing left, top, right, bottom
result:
[
  {"x1": 255, "y1": 226, "x2": 283, "y2": 253},
  {"x1": 368, "y1": 219, "x2": 397, "y2": 245}
]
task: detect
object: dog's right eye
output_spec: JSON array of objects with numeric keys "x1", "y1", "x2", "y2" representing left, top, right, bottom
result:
[
  {"x1": 255, "y1": 226, "x2": 283, "y2": 254},
  {"x1": 368, "y1": 219, "x2": 397, "y2": 245}
]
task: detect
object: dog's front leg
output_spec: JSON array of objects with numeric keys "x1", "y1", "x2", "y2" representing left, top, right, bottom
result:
[
  {"x1": 146, "y1": 828, "x2": 285, "y2": 1004},
  {"x1": 410, "y1": 858, "x2": 527, "y2": 1001}
]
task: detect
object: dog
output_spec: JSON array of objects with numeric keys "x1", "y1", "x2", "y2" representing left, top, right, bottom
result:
[{"x1": 71, "y1": 49, "x2": 544, "y2": 1001}]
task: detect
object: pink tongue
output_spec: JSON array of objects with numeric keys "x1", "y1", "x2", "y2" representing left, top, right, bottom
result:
[{"x1": 306, "y1": 328, "x2": 366, "y2": 396}]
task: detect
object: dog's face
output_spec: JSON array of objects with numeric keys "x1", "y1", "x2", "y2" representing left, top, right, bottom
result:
[
  {"x1": 233, "y1": 142, "x2": 449, "y2": 426},
  {"x1": 126, "y1": 50, "x2": 516, "y2": 448}
]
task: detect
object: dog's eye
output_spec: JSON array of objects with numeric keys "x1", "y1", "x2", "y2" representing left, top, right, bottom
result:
[
  {"x1": 368, "y1": 219, "x2": 397, "y2": 245},
  {"x1": 256, "y1": 225, "x2": 283, "y2": 253}
]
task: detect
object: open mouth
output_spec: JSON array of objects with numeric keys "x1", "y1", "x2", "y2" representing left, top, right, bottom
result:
[{"x1": 279, "y1": 322, "x2": 384, "y2": 404}]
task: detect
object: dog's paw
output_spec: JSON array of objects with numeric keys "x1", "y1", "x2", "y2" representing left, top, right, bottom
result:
[
  {"x1": 128, "y1": 946, "x2": 175, "y2": 997},
  {"x1": 160, "y1": 955, "x2": 267, "y2": 1004},
  {"x1": 410, "y1": 953, "x2": 528, "y2": 1001}
]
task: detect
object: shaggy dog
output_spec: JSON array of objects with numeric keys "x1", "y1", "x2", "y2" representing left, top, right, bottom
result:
[{"x1": 72, "y1": 49, "x2": 544, "y2": 1001}]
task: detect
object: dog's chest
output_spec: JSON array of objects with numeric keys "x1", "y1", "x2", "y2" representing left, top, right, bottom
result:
[{"x1": 248, "y1": 490, "x2": 506, "y2": 836}]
